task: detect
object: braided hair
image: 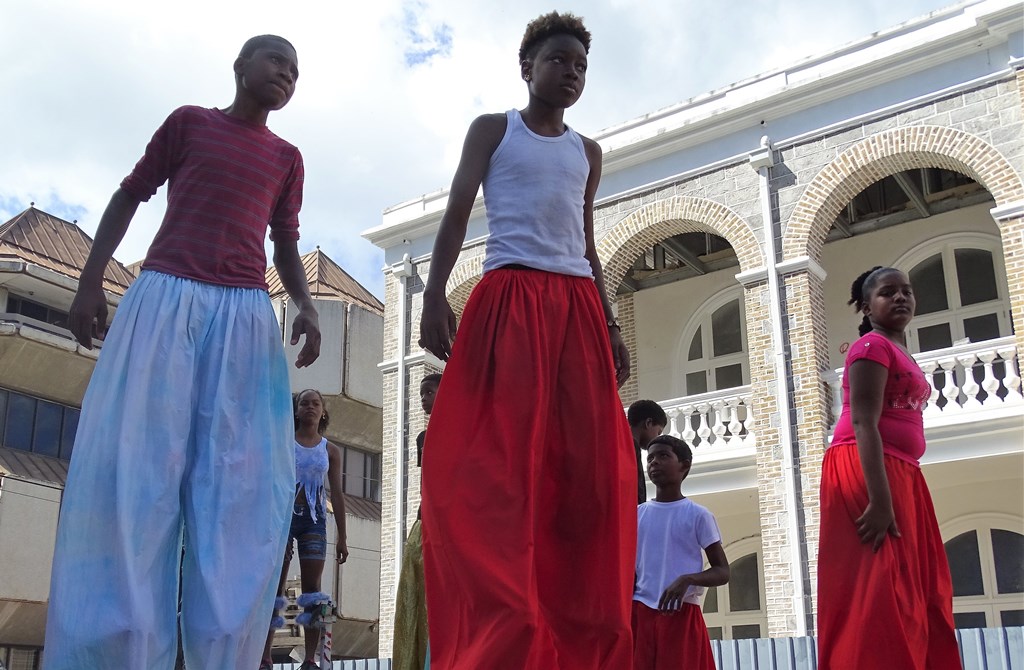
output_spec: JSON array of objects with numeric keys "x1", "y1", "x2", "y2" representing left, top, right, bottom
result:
[
  {"x1": 294, "y1": 389, "x2": 330, "y2": 434},
  {"x1": 848, "y1": 266, "x2": 901, "y2": 336}
]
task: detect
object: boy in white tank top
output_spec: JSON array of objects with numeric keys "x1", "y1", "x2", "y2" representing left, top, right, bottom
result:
[{"x1": 417, "y1": 11, "x2": 636, "y2": 670}]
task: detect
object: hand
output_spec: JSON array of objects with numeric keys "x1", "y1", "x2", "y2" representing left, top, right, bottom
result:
[
  {"x1": 290, "y1": 305, "x2": 321, "y2": 368},
  {"x1": 336, "y1": 536, "x2": 349, "y2": 564},
  {"x1": 856, "y1": 501, "x2": 901, "y2": 552},
  {"x1": 609, "y1": 326, "x2": 630, "y2": 388},
  {"x1": 419, "y1": 290, "x2": 457, "y2": 361},
  {"x1": 68, "y1": 281, "x2": 108, "y2": 349},
  {"x1": 658, "y1": 575, "x2": 692, "y2": 613}
]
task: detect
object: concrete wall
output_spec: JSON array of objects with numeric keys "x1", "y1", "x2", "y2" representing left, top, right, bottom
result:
[
  {"x1": 345, "y1": 305, "x2": 384, "y2": 407},
  {"x1": 0, "y1": 477, "x2": 60, "y2": 603},
  {"x1": 283, "y1": 298, "x2": 348, "y2": 396}
]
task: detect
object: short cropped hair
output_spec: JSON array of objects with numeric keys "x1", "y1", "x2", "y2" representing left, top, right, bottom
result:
[
  {"x1": 627, "y1": 399, "x2": 668, "y2": 428},
  {"x1": 422, "y1": 373, "x2": 442, "y2": 386},
  {"x1": 647, "y1": 435, "x2": 692, "y2": 464},
  {"x1": 519, "y1": 11, "x2": 591, "y2": 62},
  {"x1": 239, "y1": 34, "x2": 295, "y2": 59}
]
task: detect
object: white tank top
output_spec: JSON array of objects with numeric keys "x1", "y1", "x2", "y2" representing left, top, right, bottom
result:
[{"x1": 481, "y1": 109, "x2": 594, "y2": 278}]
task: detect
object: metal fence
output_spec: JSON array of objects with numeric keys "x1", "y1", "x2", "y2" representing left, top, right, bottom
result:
[{"x1": 274, "y1": 627, "x2": 1023, "y2": 670}]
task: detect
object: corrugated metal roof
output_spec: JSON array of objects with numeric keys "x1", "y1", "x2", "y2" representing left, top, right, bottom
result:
[
  {"x1": 326, "y1": 492, "x2": 382, "y2": 522},
  {"x1": 0, "y1": 208, "x2": 135, "y2": 295},
  {"x1": 0, "y1": 447, "x2": 68, "y2": 486},
  {"x1": 265, "y1": 248, "x2": 383, "y2": 316}
]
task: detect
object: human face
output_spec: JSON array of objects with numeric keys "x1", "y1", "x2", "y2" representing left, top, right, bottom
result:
[
  {"x1": 522, "y1": 34, "x2": 588, "y2": 108},
  {"x1": 864, "y1": 270, "x2": 916, "y2": 333},
  {"x1": 236, "y1": 43, "x2": 299, "y2": 111},
  {"x1": 420, "y1": 380, "x2": 438, "y2": 415},
  {"x1": 637, "y1": 419, "x2": 665, "y2": 449},
  {"x1": 646, "y1": 443, "x2": 690, "y2": 487},
  {"x1": 296, "y1": 390, "x2": 324, "y2": 428}
]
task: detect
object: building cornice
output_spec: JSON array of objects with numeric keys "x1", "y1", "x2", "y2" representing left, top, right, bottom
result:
[
  {"x1": 777, "y1": 256, "x2": 828, "y2": 281},
  {"x1": 990, "y1": 200, "x2": 1024, "y2": 222}
]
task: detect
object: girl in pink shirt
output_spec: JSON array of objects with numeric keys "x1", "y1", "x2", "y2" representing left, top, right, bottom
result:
[{"x1": 817, "y1": 266, "x2": 960, "y2": 670}]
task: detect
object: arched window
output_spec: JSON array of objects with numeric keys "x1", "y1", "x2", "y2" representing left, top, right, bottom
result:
[
  {"x1": 942, "y1": 516, "x2": 1024, "y2": 629},
  {"x1": 701, "y1": 539, "x2": 767, "y2": 639},
  {"x1": 896, "y1": 235, "x2": 1010, "y2": 353},
  {"x1": 678, "y1": 292, "x2": 748, "y2": 396}
]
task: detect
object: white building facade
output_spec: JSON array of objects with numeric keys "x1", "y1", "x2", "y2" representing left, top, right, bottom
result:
[{"x1": 365, "y1": 0, "x2": 1024, "y2": 649}]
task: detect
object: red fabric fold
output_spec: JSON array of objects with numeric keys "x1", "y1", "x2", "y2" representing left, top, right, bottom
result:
[
  {"x1": 631, "y1": 601, "x2": 715, "y2": 670},
  {"x1": 421, "y1": 268, "x2": 636, "y2": 670}
]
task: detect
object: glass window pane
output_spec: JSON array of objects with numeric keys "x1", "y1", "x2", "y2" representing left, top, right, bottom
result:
[
  {"x1": 728, "y1": 553, "x2": 760, "y2": 612},
  {"x1": 0, "y1": 390, "x2": 7, "y2": 443},
  {"x1": 910, "y1": 254, "x2": 949, "y2": 315},
  {"x1": 1001, "y1": 610, "x2": 1024, "y2": 627},
  {"x1": 686, "y1": 372, "x2": 707, "y2": 396},
  {"x1": 702, "y1": 586, "x2": 718, "y2": 613},
  {"x1": 715, "y1": 364, "x2": 744, "y2": 390},
  {"x1": 917, "y1": 323, "x2": 953, "y2": 352},
  {"x1": 963, "y1": 313, "x2": 1001, "y2": 344},
  {"x1": 344, "y1": 450, "x2": 366, "y2": 496},
  {"x1": 991, "y1": 529, "x2": 1024, "y2": 594},
  {"x1": 732, "y1": 624, "x2": 761, "y2": 640},
  {"x1": 955, "y1": 249, "x2": 998, "y2": 306},
  {"x1": 5, "y1": 393, "x2": 36, "y2": 452},
  {"x1": 953, "y1": 611, "x2": 988, "y2": 629},
  {"x1": 687, "y1": 327, "x2": 703, "y2": 361},
  {"x1": 712, "y1": 300, "x2": 742, "y2": 357},
  {"x1": 9, "y1": 647, "x2": 39, "y2": 670},
  {"x1": 706, "y1": 627, "x2": 723, "y2": 641},
  {"x1": 60, "y1": 409, "x2": 79, "y2": 460},
  {"x1": 33, "y1": 401, "x2": 62, "y2": 458},
  {"x1": 945, "y1": 531, "x2": 985, "y2": 597}
]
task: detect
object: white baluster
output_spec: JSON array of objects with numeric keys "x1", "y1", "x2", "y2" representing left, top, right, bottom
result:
[
  {"x1": 830, "y1": 372, "x2": 843, "y2": 428},
  {"x1": 920, "y1": 361, "x2": 942, "y2": 417},
  {"x1": 976, "y1": 351, "x2": 1000, "y2": 405},
  {"x1": 956, "y1": 353, "x2": 983, "y2": 410},
  {"x1": 938, "y1": 356, "x2": 961, "y2": 412},
  {"x1": 695, "y1": 404, "x2": 713, "y2": 448},
  {"x1": 740, "y1": 396, "x2": 754, "y2": 448},
  {"x1": 712, "y1": 399, "x2": 728, "y2": 448},
  {"x1": 680, "y1": 406, "x2": 698, "y2": 445},
  {"x1": 668, "y1": 408, "x2": 682, "y2": 439},
  {"x1": 997, "y1": 346, "x2": 1022, "y2": 404},
  {"x1": 727, "y1": 397, "x2": 743, "y2": 447}
]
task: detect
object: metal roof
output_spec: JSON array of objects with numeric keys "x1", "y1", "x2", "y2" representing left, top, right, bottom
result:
[
  {"x1": 265, "y1": 248, "x2": 383, "y2": 316},
  {"x1": 0, "y1": 447, "x2": 68, "y2": 486},
  {"x1": 0, "y1": 207, "x2": 136, "y2": 295}
]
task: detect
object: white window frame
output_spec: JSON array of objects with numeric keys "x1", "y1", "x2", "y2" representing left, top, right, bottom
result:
[
  {"x1": 893, "y1": 233, "x2": 1010, "y2": 353},
  {"x1": 700, "y1": 536, "x2": 768, "y2": 639},
  {"x1": 941, "y1": 513, "x2": 1024, "y2": 628},
  {"x1": 675, "y1": 289, "x2": 749, "y2": 397}
]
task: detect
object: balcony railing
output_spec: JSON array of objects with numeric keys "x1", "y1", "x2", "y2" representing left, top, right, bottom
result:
[
  {"x1": 825, "y1": 336, "x2": 1022, "y2": 429},
  {"x1": 661, "y1": 385, "x2": 755, "y2": 461}
]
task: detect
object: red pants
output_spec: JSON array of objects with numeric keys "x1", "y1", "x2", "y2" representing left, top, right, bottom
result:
[
  {"x1": 421, "y1": 269, "x2": 636, "y2": 670},
  {"x1": 817, "y1": 443, "x2": 960, "y2": 670},
  {"x1": 632, "y1": 602, "x2": 715, "y2": 670}
]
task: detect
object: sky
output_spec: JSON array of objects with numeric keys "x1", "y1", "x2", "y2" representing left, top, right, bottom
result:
[{"x1": 1, "y1": 0, "x2": 964, "y2": 298}]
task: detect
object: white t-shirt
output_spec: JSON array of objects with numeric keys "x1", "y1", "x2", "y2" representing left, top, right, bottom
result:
[{"x1": 633, "y1": 498, "x2": 722, "y2": 608}]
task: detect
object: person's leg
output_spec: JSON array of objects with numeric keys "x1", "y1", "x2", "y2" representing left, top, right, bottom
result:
[
  {"x1": 298, "y1": 557, "x2": 327, "y2": 662},
  {"x1": 43, "y1": 272, "x2": 198, "y2": 670},
  {"x1": 393, "y1": 519, "x2": 428, "y2": 670},
  {"x1": 179, "y1": 285, "x2": 293, "y2": 670},
  {"x1": 537, "y1": 275, "x2": 635, "y2": 669},
  {"x1": 262, "y1": 544, "x2": 293, "y2": 667},
  {"x1": 421, "y1": 270, "x2": 560, "y2": 670},
  {"x1": 631, "y1": 601, "x2": 658, "y2": 670},
  {"x1": 655, "y1": 604, "x2": 715, "y2": 670}
]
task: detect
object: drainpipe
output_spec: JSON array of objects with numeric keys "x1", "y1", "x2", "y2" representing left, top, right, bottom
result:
[
  {"x1": 390, "y1": 253, "x2": 414, "y2": 597},
  {"x1": 749, "y1": 137, "x2": 809, "y2": 636}
]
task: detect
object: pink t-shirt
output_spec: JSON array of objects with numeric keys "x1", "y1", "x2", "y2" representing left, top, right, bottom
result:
[{"x1": 831, "y1": 332, "x2": 931, "y2": 465}]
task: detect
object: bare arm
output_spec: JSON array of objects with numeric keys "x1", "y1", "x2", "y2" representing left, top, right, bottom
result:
[
  {"x1": 659, "y1": 541, "x2": 730, "y2": 612},
  {"x1": 326, "y1": 442, "x2": 348, "y2": 564},
  {"x1": 581, "y1": 137, "x2": 629, "y2": 387},
  {"x1": 69, "y1": 187, "x2": 142, "y2": 348},
  {"x1": 419, "y1": 114, "x2": 506, "y2": 361},
  {"x1": 848, "y1": 358, "x2": 901, "y2": 551},
  {"x1": 272, "y1": 239, "x2": 320, "y2": 368}
]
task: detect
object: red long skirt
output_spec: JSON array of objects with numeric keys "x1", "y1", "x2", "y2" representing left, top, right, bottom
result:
[
  {"x1": 632, "y1": 601, "x2": 715, "y2": 670},
  {"x1": 421, "y1": 268, "x2": 636, "y2": 670},
  {"x1": 817, "y1": 442, "x2": 960, "y2": 670}
]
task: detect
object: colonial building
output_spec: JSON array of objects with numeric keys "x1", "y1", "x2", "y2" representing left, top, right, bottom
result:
[
  {"x1": 0, "y1": 211, "x2": 385, "y2": 667},
  {"x1": 364, "y1": 0, "x2": 1024, "y2": 651}
]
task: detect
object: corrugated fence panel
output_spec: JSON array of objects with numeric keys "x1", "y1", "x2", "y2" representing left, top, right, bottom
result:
[{"x1": 274, "y1": 629, "x2": 1022, "y2": 670}]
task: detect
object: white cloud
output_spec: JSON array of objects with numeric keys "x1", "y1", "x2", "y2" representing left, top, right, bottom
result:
[{"x1": 0, "y1": 0, "x2": 957, "y2": 297}]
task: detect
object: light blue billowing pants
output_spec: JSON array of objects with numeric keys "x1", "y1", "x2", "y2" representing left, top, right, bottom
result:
[{"x1": 43, "y1": 271, "x2": 294, "y2": 670}]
